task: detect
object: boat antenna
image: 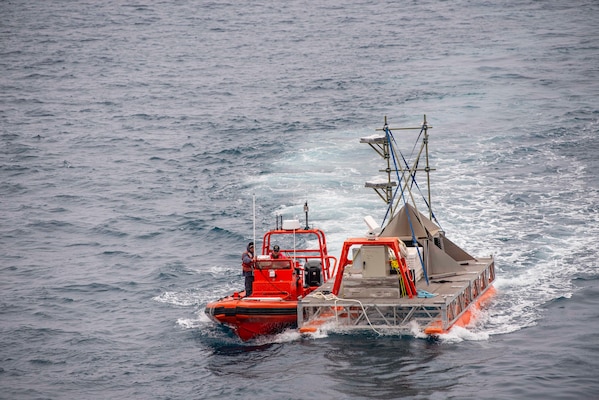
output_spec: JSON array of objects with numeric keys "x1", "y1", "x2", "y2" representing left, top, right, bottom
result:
[
  {"x1": 304, "y1": 201, "x2": 309, "y2": 229},
  {"x1": 423, "y1": 114, "x2": 432, "y2": 220},
  {"x1": 252, "y1": 194, "x2": 256, "y2": 258}
]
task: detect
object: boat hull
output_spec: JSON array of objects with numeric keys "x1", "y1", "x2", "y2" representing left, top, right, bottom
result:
[
  {"x1": 423, "y1": 285, "x2": 497, "y2": 335},
  {"x1": 205, "y1": 294, "x2": 298, "y2": 341}
]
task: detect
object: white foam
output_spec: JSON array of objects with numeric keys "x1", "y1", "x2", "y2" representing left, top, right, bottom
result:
[
  {"x1": 437, "y1": 325, "x2": 490, "y2": 343},
  {"x1": 154, "y1": 290, "x2": 207, "y2": 307},
  {"x1": 176, "y1": 317, "x2": 202, "y2": 330},
  {"x1": 252, "y1": 328, "x2": 304, "y2": 345}
]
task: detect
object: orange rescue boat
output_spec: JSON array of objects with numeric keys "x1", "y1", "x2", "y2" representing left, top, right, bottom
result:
[{"x1": 205, "y1": 216, "x2": 337, "y2": 341}]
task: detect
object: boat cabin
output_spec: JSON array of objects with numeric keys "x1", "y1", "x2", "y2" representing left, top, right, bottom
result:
[{"x1": 249, "y1": 219, "x2": 338, "y2": 299}]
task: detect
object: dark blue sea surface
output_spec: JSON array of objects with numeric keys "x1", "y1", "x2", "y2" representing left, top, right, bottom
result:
[{"x1": 2, "y1": 1, "x2": 598, "y2": 399}]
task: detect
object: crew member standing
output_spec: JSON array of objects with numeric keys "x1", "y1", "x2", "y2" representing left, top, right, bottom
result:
[{"x1": 241, "y1": 242, "x2": 254, "y2": 296}]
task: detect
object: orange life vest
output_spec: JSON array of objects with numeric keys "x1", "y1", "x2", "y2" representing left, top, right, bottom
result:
[{"x1": 241, "y1": 250, "x2": 254, "y2": 272}]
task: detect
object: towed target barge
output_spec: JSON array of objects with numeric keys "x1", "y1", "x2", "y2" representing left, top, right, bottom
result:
[{"x1": 298, "y1": 116, "x2": 496, "y2": 336}]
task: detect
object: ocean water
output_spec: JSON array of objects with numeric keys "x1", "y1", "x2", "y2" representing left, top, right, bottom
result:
[{"x1": 1, "y1": 0, "x2": 598, "y2": 399}]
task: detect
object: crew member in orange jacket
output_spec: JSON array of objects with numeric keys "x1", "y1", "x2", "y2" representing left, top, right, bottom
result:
[
  {"x1": 270, "y1": 245, "x2": 287, "y2": 259},
  {"x1": 241, "y1": 242, "x2": 254, "y2": 296}
]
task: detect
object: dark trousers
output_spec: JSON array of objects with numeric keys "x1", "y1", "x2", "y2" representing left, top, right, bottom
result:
[{"x1": 243, "y1": 271, "x2": 254, "y2": 296}]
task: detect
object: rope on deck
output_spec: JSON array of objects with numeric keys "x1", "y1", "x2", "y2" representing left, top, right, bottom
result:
[{"x1": 311, "y1": 292, "x2": 383, "y2": 336}]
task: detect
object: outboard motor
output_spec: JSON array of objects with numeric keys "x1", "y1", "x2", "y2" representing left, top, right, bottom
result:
[{"x1": 304, "y1": 260, "x2": 323, "y2": 287}]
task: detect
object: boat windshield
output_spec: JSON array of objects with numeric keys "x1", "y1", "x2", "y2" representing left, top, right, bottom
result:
[{"x1": 255, "y1": 259, "x2": 292, "y2": 270}]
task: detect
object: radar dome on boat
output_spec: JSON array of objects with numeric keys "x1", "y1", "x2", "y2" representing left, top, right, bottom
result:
[{"x1": 282, "y1": 219, "x2": 301, "y2": 230}]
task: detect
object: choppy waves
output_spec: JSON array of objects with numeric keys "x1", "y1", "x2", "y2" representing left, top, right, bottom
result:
[{"x1": 2, "y1": 0, "x2": 599, "y2": 398}]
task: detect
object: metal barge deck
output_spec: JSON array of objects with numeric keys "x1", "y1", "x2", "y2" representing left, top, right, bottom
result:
[{"x1": 298, "y1": 255, "x2": 495, "y2": 335}]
